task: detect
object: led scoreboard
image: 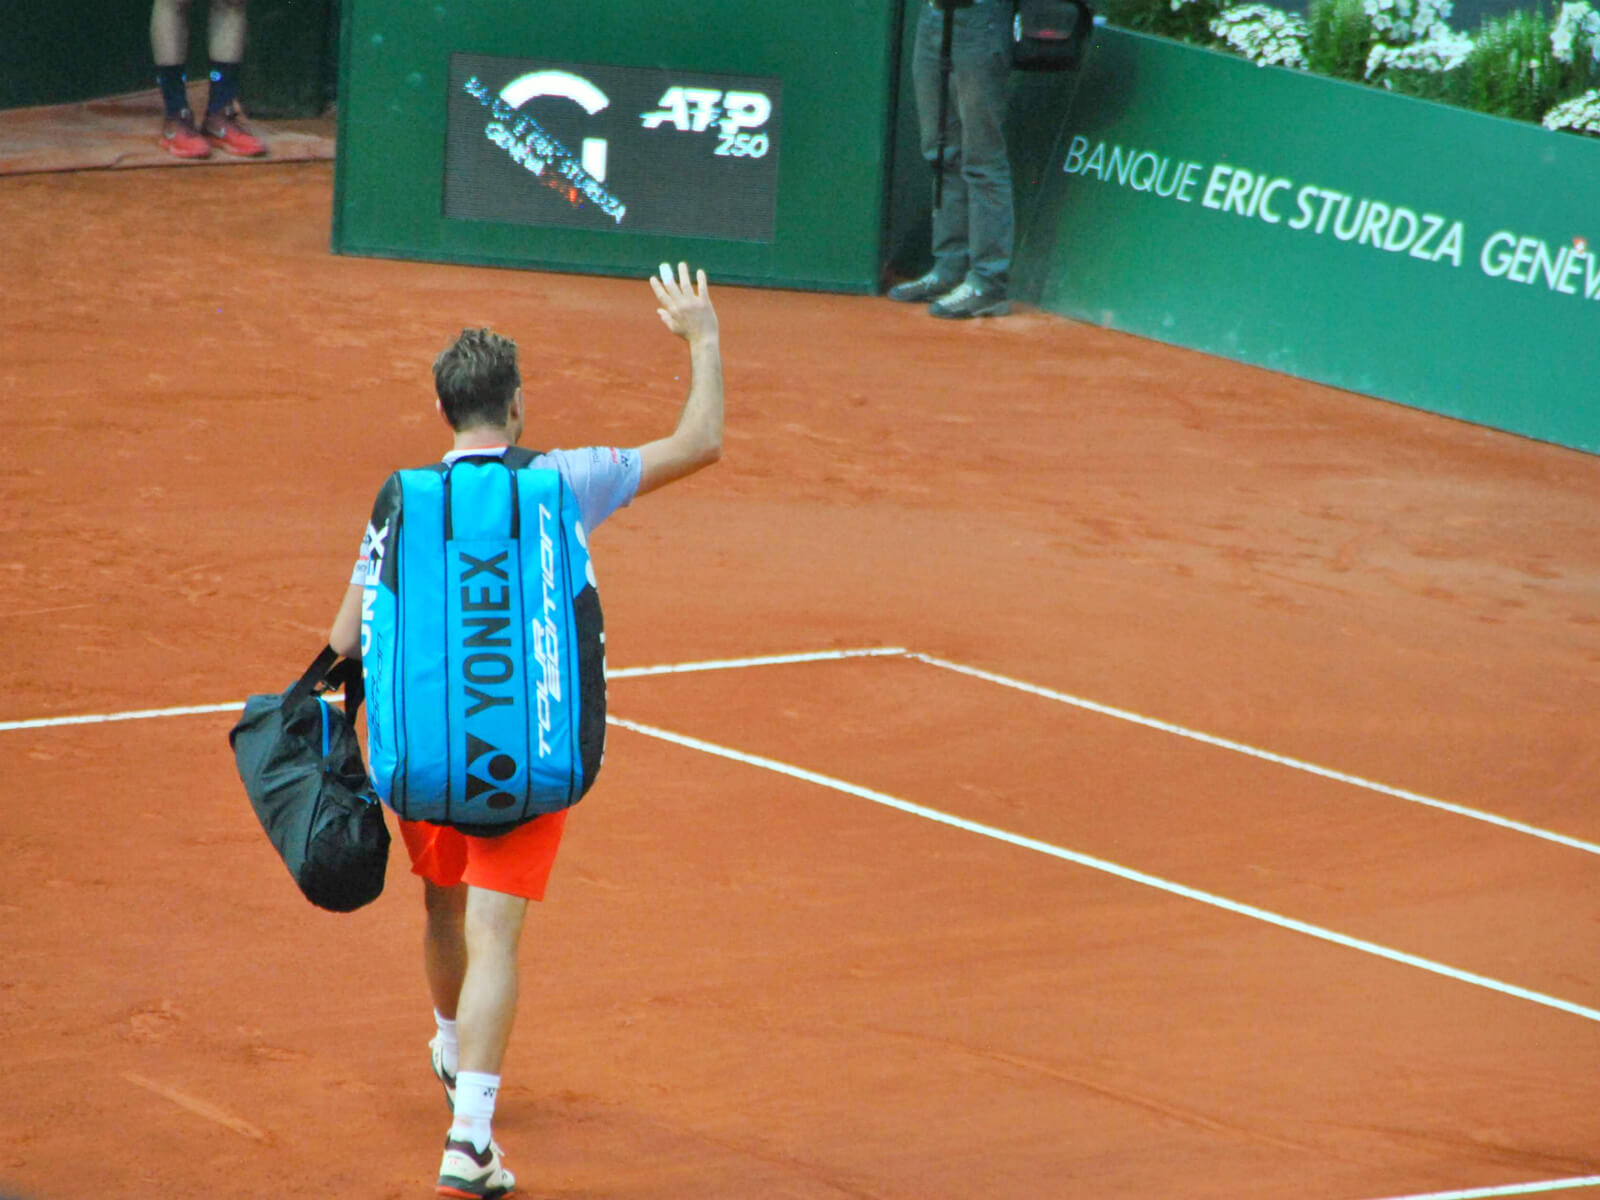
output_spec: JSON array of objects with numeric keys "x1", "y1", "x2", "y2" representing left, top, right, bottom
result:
[
  {"x1": 444, "y1": 56, "x2": 782, "y2": 242},
  {"x1": 331, "y1": 0, "x2": 899, "y2": 291}
]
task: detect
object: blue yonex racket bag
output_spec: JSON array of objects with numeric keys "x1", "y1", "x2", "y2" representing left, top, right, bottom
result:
[{"x1": 360, "y1": 452, "x2": 606, "y2": 834}]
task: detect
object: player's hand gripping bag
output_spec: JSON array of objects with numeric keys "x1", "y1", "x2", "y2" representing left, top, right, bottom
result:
[{"x1": 229, "y1": 647, "x2": 390, "y2": 912}]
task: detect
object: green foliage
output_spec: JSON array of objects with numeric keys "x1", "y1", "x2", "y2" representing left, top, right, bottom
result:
[
  {"x1": 1305, "y1": 0, "x2": 1376, "y2": 80},
  {"x1": 1100, "y1": 0, "x2": 1225, "y2": 46},
  {"x1": 1459, "y1": 8, "x2": 1562, "y2": 121},
  {"x1": 1385, "y1": 60, "x2": 1469, "y2": 102},
  {"x1": 1544, "y1": 5, "x2": 1600, "y2": 100},
  {"x1": 1104, "y1": 0, "x2": 1600, "y2": 132}
]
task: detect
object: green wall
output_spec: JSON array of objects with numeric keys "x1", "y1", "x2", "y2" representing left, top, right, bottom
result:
[
  {"x1": 1016, "y1": 28, "x2": 1600, "y2": 453},
  {"x1": 1, "y1": 0, "x2": 154, "y2": 108}
]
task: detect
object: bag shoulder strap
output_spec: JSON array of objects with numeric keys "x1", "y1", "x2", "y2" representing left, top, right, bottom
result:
[{"x1": 504, "y1": 446, "x2": 541, "y2": 470}]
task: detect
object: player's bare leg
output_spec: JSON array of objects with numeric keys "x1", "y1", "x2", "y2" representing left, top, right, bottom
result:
[
  {"x1": 434, "y1": 886, "x2": 525, "y2": 1197},
  {"x1": 456, "y1": 887, "x2": 527, "y2": 1075},
  {"x1": 424, "y1": 880, "x2": 469, "y2": 1018}
]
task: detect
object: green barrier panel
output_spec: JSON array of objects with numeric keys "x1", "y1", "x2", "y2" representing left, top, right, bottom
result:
[
  {"x1": 332, "y1": 0, "x2": 903, "y2": 292},
  {"x1": 1017, "y1": 28, "x2": 1600, "y2": 453}
]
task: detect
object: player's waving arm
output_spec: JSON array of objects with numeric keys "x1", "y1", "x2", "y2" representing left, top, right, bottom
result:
[{"x1": 636, "y1": 262, "x2": 723, "y2": 497}]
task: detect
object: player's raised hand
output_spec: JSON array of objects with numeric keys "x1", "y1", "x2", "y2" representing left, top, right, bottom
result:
[{"x1": 650, "y1": 262, "x2": 718, "y2": 345}]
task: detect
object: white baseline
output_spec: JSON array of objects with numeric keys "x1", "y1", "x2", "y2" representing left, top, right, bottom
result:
[{"x1": 3, "y1": 645, "x2": 1592, "y2": 862}]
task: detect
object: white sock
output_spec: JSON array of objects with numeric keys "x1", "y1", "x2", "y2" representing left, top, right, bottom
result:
[
  {"x1": 433, "y1": 1010, "x2": 459, "y2": 1077},
  {"x1": 450, "y1": 1071, "x2": 499, "y2": 1152}
]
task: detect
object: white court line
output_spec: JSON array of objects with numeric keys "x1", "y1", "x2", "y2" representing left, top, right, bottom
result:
[
  {"x1": 0, "y1": 701, "x2": 244, "y2": 732},
  {"x1": 6, "y1": 644, "x2": 1593, "y2": 866},
  {"x1": 0, "y1": 647, "x2": 902, "y2": 733},
  {"x1": 907, "y1": 653, "x2": 1600, "y2": 859},
  {"x1": 610, "y1": 646, "x2": 906, "y2": 679},
  {"x1": 1365, "y1": 1176, "x2": 1600, "y2": 1200},
  {"x1": 605, "y1": 713, "x2": 1600, "y2": 1027}
]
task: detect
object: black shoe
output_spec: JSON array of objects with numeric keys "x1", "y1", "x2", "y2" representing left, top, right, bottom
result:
[
  {"x1": 929, "y1": 280, "x2": 1010, "y2": 319},
  {"x1": 887, "y1": 271, "x2": 960, "y2": 303}
]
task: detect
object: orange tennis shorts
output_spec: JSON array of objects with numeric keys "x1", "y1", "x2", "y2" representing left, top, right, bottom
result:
[{"x1": 396, "y1": 810, "x2": 570, "y2": 901}]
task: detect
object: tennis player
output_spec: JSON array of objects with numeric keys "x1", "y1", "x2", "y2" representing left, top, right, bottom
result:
[{"x1": 328, "y1": 263, "x2": 723, "y2": 1198}]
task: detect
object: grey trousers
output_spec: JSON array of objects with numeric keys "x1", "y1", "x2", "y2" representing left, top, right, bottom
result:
[{"x1": 912, "y1": 0, "x2": 1015, "y2": 293}]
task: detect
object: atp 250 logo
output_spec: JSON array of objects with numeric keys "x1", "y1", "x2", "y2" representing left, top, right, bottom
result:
[
  {"x1": 486, "y1": 70, "x2": 775, "y2": 171},
  {"x1": 640, "y1": 86, "x2": 774, "y2": 158}
]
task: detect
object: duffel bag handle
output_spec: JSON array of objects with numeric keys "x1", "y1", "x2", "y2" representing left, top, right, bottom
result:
[{"x1": 284, "y1": 646, "x2": 365, "y2": 721}]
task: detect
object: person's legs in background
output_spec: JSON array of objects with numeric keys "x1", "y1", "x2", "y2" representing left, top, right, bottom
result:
[
  {"x1": 901, "y1": 3, "x2": 972, "y2": 298},
  {"x1": 949, "y1": 3, "x2": 1014, "y2": 298},
  {"x1": 930, "y1": 1, "x2": 1014, "y2": 318},
  {"x1": 200, "y1": 0, "x2": 266, "y2": 157},
  {"x1": 151, "y1": 0, "x2": 208, "y2": 157}
]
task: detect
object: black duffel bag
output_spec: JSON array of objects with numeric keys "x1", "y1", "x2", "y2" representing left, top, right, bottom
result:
[{"x1": 229, "y1": 647, "x2": 389, "y2": 912}]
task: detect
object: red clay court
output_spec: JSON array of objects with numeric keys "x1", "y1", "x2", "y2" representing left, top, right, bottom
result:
[{"x1": 1, "y1": 155, "x2": 1598, "y2": 1199}]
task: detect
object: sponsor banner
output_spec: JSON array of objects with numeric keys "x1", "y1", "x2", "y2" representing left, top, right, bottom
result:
[{"x1": 1014, "y1": 29, "x2": 1600, "y2": 452}]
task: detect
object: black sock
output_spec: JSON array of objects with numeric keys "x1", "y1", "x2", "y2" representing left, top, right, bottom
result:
[
  {"x1": 206, "y1": 62, "x2": 241, "y2": 116},
  {"x1": 156, "y1": 66, "x2": 189, "y2": 118}
]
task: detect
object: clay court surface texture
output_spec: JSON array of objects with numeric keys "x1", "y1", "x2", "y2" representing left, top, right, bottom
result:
[{"x1": 2, "y1": 148, "x2": 1598, "y2": 1200}]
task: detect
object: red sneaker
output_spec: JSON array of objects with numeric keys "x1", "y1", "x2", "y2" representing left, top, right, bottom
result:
[
  {"x1": 158, "y1": 110, "x2": 211, "y2": 159},
  {"x1": 202, "y1": 106, "x2": 267, "y2": 157}
]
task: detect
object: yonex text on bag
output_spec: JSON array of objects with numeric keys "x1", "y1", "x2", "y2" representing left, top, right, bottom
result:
[{"x1": 361, "y1": 452, "x2": 605, "y2": 833}]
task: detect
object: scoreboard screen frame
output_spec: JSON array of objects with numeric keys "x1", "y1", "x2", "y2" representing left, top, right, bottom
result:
[
  {"x1": 442, "y1": 55, "x2": 784, "y2": 244},
  {"x1": 332, "y1": 0, "x2": 904, "y2": 293}
]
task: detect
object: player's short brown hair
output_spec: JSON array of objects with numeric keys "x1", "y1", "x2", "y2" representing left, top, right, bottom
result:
[{"x1": 433, "y1": 327, "x2": 521, "y2": 431}]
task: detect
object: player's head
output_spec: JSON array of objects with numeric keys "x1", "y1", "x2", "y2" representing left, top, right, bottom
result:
[{"x1": 434, "y1": 328, "x2": 523, "y2": 436}]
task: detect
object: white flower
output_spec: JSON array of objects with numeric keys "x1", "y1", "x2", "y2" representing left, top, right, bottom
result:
[
  {"x1": 1551, "y1": 1, "x2": 1600, "y2": 63},
  {"x1": 1211, "y1": 4, "x2": 1310, "y2": 66},
  {"x1": 1543, "y1": 87, "x2": 1600, "y2": 131},
  {"x1": 1366, "y1": 26, "x2": 1475, "y2": 76},
  {"x1": 1363, "y1": 0, "x2": 1454, "y2": 42}
]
